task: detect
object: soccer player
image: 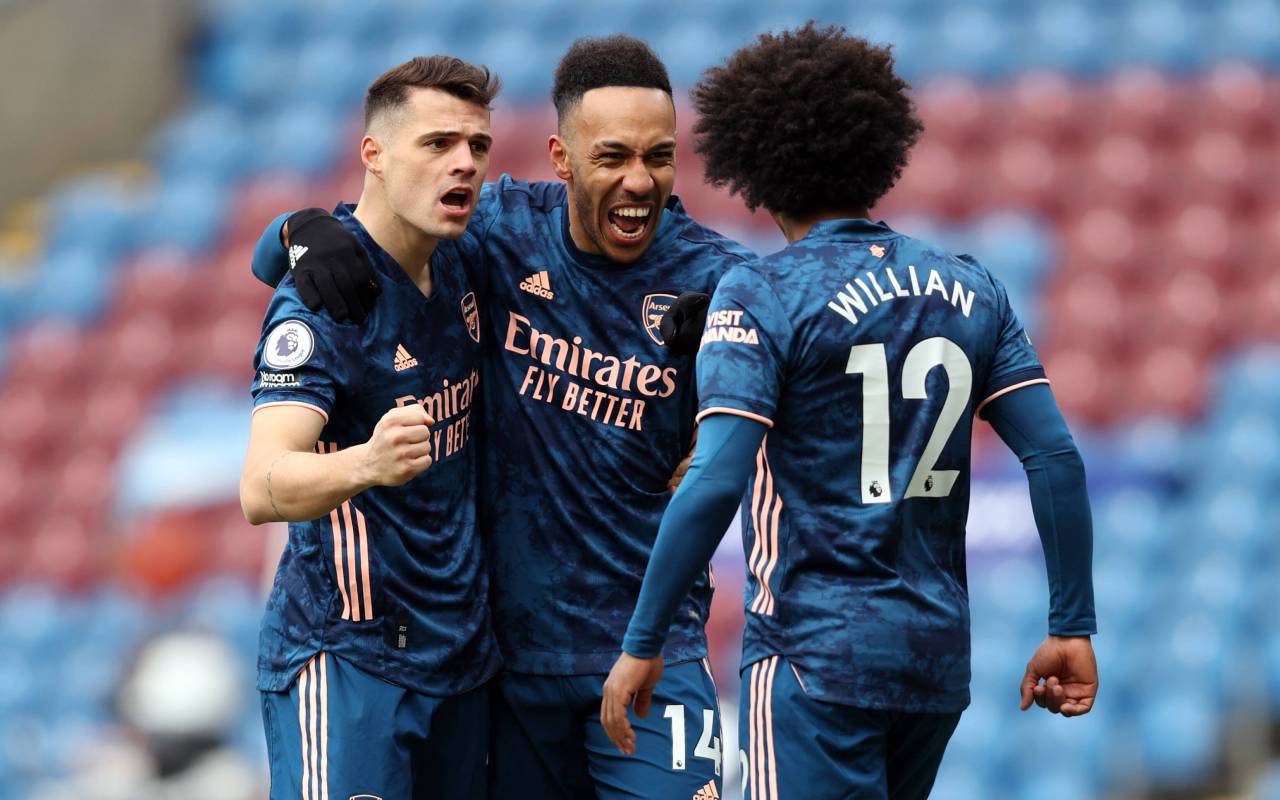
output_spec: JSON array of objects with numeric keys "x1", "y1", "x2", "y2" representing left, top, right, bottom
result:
[
  {"x1": 250, "y1": 37, "x2": 752, "y2": 799},
  {"x1": 601, "y1": 24, "x2": 1099, "y2": 800},
  {"x1": 239, "y1": 56, "x2": 502, "y2": 800}
]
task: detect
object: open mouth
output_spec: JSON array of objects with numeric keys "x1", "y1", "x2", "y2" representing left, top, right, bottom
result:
[
  {"x1": 607, "y1": 204, "x2": 652, "y2": 242},
  {"x1": 440, "y1": 188, "x2": 472, "y2": 216}
]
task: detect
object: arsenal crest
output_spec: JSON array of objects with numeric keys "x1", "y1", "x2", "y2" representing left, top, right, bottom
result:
[
  {"x1": 642, "y1": 293, "x2": 677, "y2": 345},
  {"x1": 460, "y1": 292, "x2": 480, "y2": 343}
]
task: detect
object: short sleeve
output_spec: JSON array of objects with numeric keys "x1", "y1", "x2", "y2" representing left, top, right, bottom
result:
[
  {"x1": 695, "y1": 265, "x2": 792, "y2": 427},
  {"x1": 977, "y1": 276, "x2": 1048, "y2": 417},
  {"x1": 250, "y1": 281, "x2": 363, "y2": 422}
]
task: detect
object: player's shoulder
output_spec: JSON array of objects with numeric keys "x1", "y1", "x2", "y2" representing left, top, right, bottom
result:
[
  {"x1": 261, "y1": 274, "x2": 364, "y2": 345},
  {"x1": 894, "y1": 230, "x2": 1002, "y2": 290},
  {"x1": 665, "y1": 196, "x2": 757, "y2": 269},
  {"x1": 482, "y1": 173, "x2": 566, "y2": 215}
]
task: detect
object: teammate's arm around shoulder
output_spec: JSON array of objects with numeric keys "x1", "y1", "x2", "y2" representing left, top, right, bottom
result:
[
  {"x1": 983, "y1": 382, "x2": 1098, "y2": 717},
  {"x1": 240, "y1": 403, "x2": 435, "y2": 524}
]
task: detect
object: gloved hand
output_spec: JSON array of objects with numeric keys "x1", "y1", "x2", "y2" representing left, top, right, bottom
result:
[
  {"x1": 286, "y1": 208, "x2": 381, "y2": 323},
  {"x1": 658, "y1": 292, "x2": 710, "y2": 358}
]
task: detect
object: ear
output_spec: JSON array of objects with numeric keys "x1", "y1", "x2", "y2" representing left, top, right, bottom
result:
[
  {"x1": 360, "y1": 134, "x2": 383, "y2": 176},
  {"x1": 548, "y1": 134, "x2": 572, "y2": 182}
]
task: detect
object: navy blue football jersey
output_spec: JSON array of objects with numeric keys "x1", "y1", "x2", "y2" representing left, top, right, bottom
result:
[
  {"x1": 696, "y1": 218, "x2": 1045, "y2": 713},
  {"x1": 250, "y1": 205, "x2": 500, "y2": 696},
  {"x1": 460, "y1": 175, "x2": 755, "y2": 674}
]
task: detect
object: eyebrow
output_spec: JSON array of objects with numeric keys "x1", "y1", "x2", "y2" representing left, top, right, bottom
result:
[
  {"x1": 418, "y1": 130, "x2": 494, "y2": 144},
  {"x1": 594, "y1": 139, "x2": 677, "y2": 152}
]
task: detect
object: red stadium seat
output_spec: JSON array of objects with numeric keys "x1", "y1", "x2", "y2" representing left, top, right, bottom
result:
[
  {"x1": 1197, "y1": 62, "x2": 1278, "y2": 142},
  {"x1": 1002, "y1": 71, "x2": 1095, "y2": 152},
  {"x1": 915, "y1": 76, "x2": 995, "y2": 154},
  {"x1": 1099, "y1": 67, "x2": 1188, "y2": 147}
]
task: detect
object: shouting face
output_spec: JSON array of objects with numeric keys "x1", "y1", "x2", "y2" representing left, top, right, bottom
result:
[
  {"x1": 551, "y1": 87, "x2": 677, "y2": 264},
  {"x1": 363, "y1": 87, "x2": 493, "y2": 241}
]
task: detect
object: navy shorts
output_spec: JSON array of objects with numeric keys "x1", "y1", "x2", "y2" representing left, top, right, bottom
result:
[
  {"x1": 489, "y1": 659, "x2": 723, "y2": 799},
  {"x1": 261, "y1": 651, "x2": 489, "y2": 800},
  {"x1": 739, "y1": 655, "x2": 961, "y2": 800}
]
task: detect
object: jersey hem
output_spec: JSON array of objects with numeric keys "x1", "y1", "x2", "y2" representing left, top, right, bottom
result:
[
  {"x1": 976, "y1": 375, "x2": 1050, "y2": 417},
  {"x1": 696, "y1": 406, "x2": 774, "y2": 427},
  {"x1": 741, "y1": 652, "x2": 971, "y2": 714},
  {"x1": 253, "y1": 399, "x2": 330, "y2": 423},
  {"x1": 500, "y1": 642, "x2": 708, "y2": 676}
]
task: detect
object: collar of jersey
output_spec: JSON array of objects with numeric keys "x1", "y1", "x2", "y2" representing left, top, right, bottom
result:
[
  {"x1": 556, "y1": 193, "x2": 686, "y2": 271},
  {"x1": 801, "y1": 217, "x2": 897, "y2": 243},
  {"x1": 333, "y1": 203, "x2": 441, "y2": 292}
]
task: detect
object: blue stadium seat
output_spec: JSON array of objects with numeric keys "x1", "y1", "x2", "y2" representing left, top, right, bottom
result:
[
  {"x1": 133, "y1": 176, "x2": 230, "y2": 254},
  {"x1": 26, "y1": 247, "x2": 112, "y2": 324},
  {"x1": 150, "y1": 104, "x2": 252, "y2": 184}
]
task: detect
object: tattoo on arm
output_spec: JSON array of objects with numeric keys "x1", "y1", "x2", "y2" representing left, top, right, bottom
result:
[{"x1": 266, "y1": 451, "x2": 295, "y2": 520}]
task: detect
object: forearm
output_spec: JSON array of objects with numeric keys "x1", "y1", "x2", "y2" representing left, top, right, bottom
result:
[
  {"x1": 622, "y1": 414, "x2": 766, "y2": 657},
  {"x1": 1023, "y1": 447, "x2": 1095, "y2": 635},
  {"x1": 241, "y1": 444, "x2": 373, "y2": 524},
  {"x1": 985, "y1": 384, "x2": 1096, "y2": 635},
  {"x1": 252, "y1": 212, "x2": 291, "y2": 287}
]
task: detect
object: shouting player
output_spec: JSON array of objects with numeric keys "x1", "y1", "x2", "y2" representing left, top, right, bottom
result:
[
  {"x1": 251, "y1": 37, "x2": 752, "y2": 799},
  {"x1": 601, "y1": 24, "x2": 1099, "y2": 800},
  {"x1": 239, "y1": 56, "x2": 501, "y2": 799}
]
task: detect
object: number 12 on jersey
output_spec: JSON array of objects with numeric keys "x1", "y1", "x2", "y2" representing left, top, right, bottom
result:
[{"x1": 845, "y1": 337, "x2": 973, "y2": 504}]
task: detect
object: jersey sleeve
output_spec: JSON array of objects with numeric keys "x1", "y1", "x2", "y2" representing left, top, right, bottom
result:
[
  {"x1": 250, "y1": 282, "x2": 363, "y2": 421},
  {"x1": 695, "y1": 265, "x2": 793, "y2": 427},
  {"x1": 977, "y1": 275, "x2": 1048, "y2": 417},
  {"x1": 252, "y1": 212, "x2": 291, "y2": 288}
]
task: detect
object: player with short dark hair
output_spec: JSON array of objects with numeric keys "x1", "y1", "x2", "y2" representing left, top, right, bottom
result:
[
  {"x1": 251, "y1": 36, "x2": 752, "y2": 799},
  {"x1": 602, "y1": 23, "x2": 1099, "y2": 800},
  {"x1": 240, "y1": 54, "x2": 500, "y2": 799}
]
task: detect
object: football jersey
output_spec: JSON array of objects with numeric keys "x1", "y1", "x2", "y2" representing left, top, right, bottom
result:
[
  {"x1": 460, "y1": 175, "x2": 755, "y2": 674},
  {"x1": 696, "y1": 218, "x2": 1046, "y2": 713},
  {"x1": 250, "y1": 205, "x2": 500, "y2": 696}
]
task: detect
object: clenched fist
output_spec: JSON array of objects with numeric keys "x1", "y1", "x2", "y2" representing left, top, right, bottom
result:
[{"x1": 357, "y1": 404, "x2": 436, "y2": 487}]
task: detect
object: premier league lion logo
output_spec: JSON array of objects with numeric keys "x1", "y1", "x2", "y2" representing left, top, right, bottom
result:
[
  {"x1": 642, "y1": 293, "x2": 676, "y2": 346},
  {"x1": 263, "y1": 320, "x2": 315, "y2": 369}
]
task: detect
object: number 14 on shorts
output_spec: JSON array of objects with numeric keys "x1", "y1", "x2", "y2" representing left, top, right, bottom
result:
[{"x1": 664, "y1": 705, "x2": 722, "y2": 775}]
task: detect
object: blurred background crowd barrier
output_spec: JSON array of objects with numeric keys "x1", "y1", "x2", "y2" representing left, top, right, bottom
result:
[{"x1": 0, "y1": 0, "x2": 1277, "y2": 797}]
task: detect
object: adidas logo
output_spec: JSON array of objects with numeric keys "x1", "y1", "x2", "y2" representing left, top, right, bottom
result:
[
  {"x1": 692, "y1": 780, "x2": 720, "y2": 799},
  {"x1": 519, "y1": 270, "x2": 555, "y2": 300},
  {"x1": 394, "y1": 343, "x2": 419, "y2": 372},
  {"x1": 288, "y1": 244, "x2": 309, "y2": 270}
]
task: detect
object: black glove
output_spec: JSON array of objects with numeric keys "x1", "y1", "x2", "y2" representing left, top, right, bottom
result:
[
  {"x1": 286, "y1": 208, "x2": 380, "y2": 323},
  {"x1": 659, "y1": 292, "x2": 710, "y2": 358}
]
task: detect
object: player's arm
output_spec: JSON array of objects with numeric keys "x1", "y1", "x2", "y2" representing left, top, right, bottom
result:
[
  {"x1": 240, "y1": 402, "x2": 435, "y2": 524},
  {"x1": 982, "y1": 382, "x2": 1098, "y2": 717},
  {"x1": 251, "y1": 209, "x2": 380, "y2": 323},
  {"x1": 601, "y1": 412, "x2": 765, "y2": 754}
]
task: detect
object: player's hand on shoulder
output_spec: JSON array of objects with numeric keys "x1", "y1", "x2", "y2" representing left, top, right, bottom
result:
[
  {"x1": 286, "y1": 208, "x2": 381, "y2": 324},
  {"x1": 1020, "y1": 635, "x2": 1098, "y2": 717},
  {"x1": 660, "y1": 291, "x2": 711, "y2": 358},
  {"x1": 601, "y1": 653, "x2": 665, "y2": 755},
  {"x1": 358, "y1": 404, "x2": 436, "y2": 487}
]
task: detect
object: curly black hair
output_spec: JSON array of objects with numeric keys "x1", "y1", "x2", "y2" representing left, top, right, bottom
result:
[
  {"x1": 552, "y1": 35, "x2": 672, "y2": 122},
  {"x1": 692, "y1": 22, "x2": 923, "y2": 218}
]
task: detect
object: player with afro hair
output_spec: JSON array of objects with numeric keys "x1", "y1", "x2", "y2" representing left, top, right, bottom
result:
[{"x1": 691, "y1": 22, "x2": 922, "y2": 220}]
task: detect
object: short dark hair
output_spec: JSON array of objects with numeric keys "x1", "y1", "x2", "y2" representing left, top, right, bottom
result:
[
  {"x1": 691, "y1": 22, "x2": 923, "y2": 218},
  {"x1": 552, "y1": 35, "x2": 673, "y2": 122},
  {"x1": 364, "y1": 55, "x2": 501, "y2": 129}
]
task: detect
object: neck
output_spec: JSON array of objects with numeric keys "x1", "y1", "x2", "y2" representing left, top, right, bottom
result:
[
  {"x1": 772, "y1": 208, "x2": 870, "y2": 244},
  {"x1": 564, "y1": 185, "x2": 600, "y2": 255},
  {"x1": 352, "y1": 186, "x2": 439, "y2": 289}
]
